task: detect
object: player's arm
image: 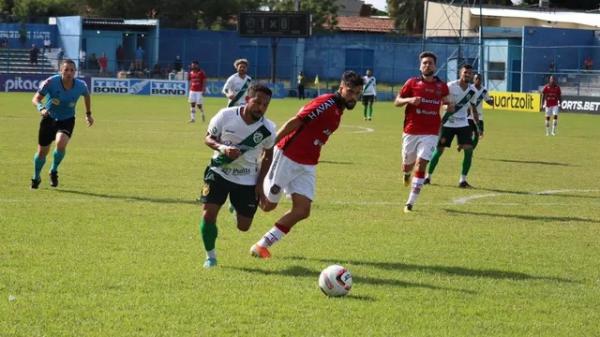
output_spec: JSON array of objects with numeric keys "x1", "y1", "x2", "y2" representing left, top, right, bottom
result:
[
  {"x1": 83, "y1": 93, "x2": 94, "y2": 127},
  {"x1": 274, "y1": 116, "x2": 303, "y2": 144},
  {"x1": 205, "y1": 133, "x2": 241, "y2": 159},
  {"x1": 32, "y1": 92, "x2": 49, "y2": 117},
  {"x1": 222, "y1": 77, "x2": 235, "y2": 99},
  {"x1": 394, "y1": 95, "x2": 420, "y2": 107},
  {"x1": 442, "y1": 95, "x2": 455, "y2": 113},
  {"x1": 256, "y1": 146, "x2": 274, "y2": 199}
]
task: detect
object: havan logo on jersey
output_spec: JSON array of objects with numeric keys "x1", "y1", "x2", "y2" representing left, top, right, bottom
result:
[{"x1": 305, "y1": 97, "x2": 336, "y2": 120}]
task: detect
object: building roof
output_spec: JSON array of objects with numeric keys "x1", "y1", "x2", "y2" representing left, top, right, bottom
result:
[
  {"x1": 335, "y1": 16, "x2": 395, "y2": 33},
  {"x1": 469, "y1": 7, "x2": 600, "y2": 29}
]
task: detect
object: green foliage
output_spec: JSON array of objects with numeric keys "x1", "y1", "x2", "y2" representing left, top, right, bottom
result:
[
  {"x1": 387, "y1": 0, "x2": 423, "y2": 34},
  {"x1": 1, "y1": 92, "x2": 600, "y2": 336},
  {"x1": 263, "y1": 0, "x2": 339, "y2": 32}
]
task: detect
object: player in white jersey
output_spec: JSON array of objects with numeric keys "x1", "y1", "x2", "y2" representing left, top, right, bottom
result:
[
  {"x1": 198, "y1": 83, "x2": 276, "y2": 268},
  {"x1": 425, "y1": 64, "x2": 480, "y2": 188},
  {"x1": 469, "y1": 73, "x2": 493, "y2": 149},
  {"x1": 362, "y1": 69, "x2": 377, "y2": 120},
  {"x1": 222, "y1": 58, "x2": 252, "y2": 107}
]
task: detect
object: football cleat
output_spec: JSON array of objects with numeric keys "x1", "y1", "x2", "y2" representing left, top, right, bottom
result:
[
  {"x1": 403, "y1": 204, "x2": 413, "y2": 213},
  {"x1": 250, "y1": 244, "x2": 271, "y2": 259},
  {"x1": 458, "y1": 181, "x2": 473, "y2": 189},
  {"x1": 49, "y1": 171, "x2": 59, "y2": 187},
  {"x1": 423, "y1": 177, "x2": 431, "y2": 185},
  {"x1": 203, "y1": 258, "x2": 217, "y2": 268},
  {"x1": 403, "y1": 173, "x2": 411, "y2": 187},
  {"x1": 31, "y1": 178, "x2": 41, "y2": 189}
]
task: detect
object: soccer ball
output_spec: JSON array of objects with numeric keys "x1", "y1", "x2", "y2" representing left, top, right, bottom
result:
[{"x1": 318, "y1": 264, "x2": 352, "y2": 297}]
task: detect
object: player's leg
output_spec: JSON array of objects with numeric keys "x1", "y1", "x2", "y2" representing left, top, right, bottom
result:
[
  {"x1": 32, "y1": 117, "x2": 55, "y2": 188},
  {"x1": 252, "y1": 162, "x2": 314, "y2": 258},
  {"x1": 544, "y1": 108, "x2": 551, "y2": 135},
  {"x1": 198, "y1": 170, "x2": 228, "y2": 268},
  {"x1": 252, "y1": 193, "x2": 311, "y2": 258},
  {"x1": 426, "y1": 129, "x2": 453, "y2": 183},
  {"x1": 197, "y1": 93, "x2": 205, "y2": 122},
  {"x1": 405, "y1": 135, "x2": 437, "y2": 212},
  {"x1": 48, "y1": 119, "x2": 74, "y2": 187},
  {"x1": 368, "y1": 97, "x2": 374, "y2": 120},
  {"x1": 401, "y1": 134, "x2": 417, "y2": 186},
  {"x1": 230, "y1": 183, "x2": 259, "y2": 232},
  {"x1": 362, "y1": 96, "x2": 368, "y2": 120},
  {"x1": 189, "y1": 102, "x2": 196, "y2": 123},
  {"x1": 551, "y1": 107, "x2": 558, "y2": 135},
  {"x1": 457, "y1": 126, "x2": 475, "y2": 188}
]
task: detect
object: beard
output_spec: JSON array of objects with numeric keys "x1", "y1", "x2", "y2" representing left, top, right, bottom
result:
[
  {"x1": 422, "y1": 70, "x2": 434, "y2": 77},
  {"x1": 345, "y1": 100, "x2": 357, "y2": 110}
]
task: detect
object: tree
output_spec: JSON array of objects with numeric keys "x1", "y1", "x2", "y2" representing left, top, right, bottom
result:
[{"x1": 387, "y1": 0, "x2": 423, "y2": 34}]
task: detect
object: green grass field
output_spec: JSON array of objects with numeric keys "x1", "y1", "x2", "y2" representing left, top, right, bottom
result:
[{"x1": 1, "y1": 92, "x2": 600, "y2": 337}]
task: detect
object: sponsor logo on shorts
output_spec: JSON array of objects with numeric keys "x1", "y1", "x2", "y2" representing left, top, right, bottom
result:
[{"x1": 270, "y1": 185, "x2": 281, "y2": 194}]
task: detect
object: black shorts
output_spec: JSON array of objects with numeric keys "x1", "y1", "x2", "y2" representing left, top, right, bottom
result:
[
  {"x1": 38, "y1": 116, "x2": 75, "y2": 146},
  {"x1": 362, "y1": 95, "x2": 375, "y2": 106},
  {"x1": 438, "y1": 126, "x2": 473, "y2": 147},
  {"x1": 200, "y1": 167, "x2": 258, "y2": 218}
]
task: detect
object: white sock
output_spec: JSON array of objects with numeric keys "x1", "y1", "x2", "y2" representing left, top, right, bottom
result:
[
  {"x1": 460, "y1": 174, "x2": 467, "y2": 183},
  {"x1": 206, "y1": 249, "x2": 216, "y2": 260},
  {"x1": 190, "y1": 108, "x2": 196, "y2": 120},
  {"x1": 406, "y1": 177, "x2": 424, "y2": 205},
  {"x1": 552, "y1": 120, "x2": 557, "y2": 132},
  {"x1": 257, "y1": 226, "x2": 285, "y2": 248}
]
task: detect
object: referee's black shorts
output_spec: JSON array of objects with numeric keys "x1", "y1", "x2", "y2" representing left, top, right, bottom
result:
[{"x1": 38, "y1": 116, "x2": 75, "y2": 146}]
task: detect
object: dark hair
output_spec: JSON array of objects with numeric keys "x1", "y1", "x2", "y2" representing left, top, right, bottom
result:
[
  {"x1": 191, "y1": 60, "x2": 199, "y2": 65},
  {"x1": 61, "y1": 58, "x2": 76, "y2": 68},
  {"x1": 341, "y1": 70, "x2": 364, "y2": 87},
  {"x1": 461, "y1": 64, "x2": 473, "y2": 70},
  {"x1": 419, "y1": 51, "x2": 437, "y2": 64},
  {"x1": 247, "y1": 83, "x2": 272, "y2": 98},
  {"x1": 473, "y1": 73, "x2": 482, "y2": 80}
]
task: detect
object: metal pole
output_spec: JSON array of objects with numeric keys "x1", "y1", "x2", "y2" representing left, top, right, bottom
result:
[
  {"x1": 271, "y1": 37, "x2": 278, "y2": 83},
  {"x1": 421, "y1": 0, "x2": 430, "y2": 52},
  {"x1": 479, "y1": 0, "x2": 484, "y2": 76}
]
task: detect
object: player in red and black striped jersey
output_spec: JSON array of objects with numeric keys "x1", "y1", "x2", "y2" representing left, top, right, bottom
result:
[
  {"x1": 395, "y1": 51, "x2": 452, "y2": 213},
  {"x1": 249, "y1": 71, "x2": 364, "y2": 259}
]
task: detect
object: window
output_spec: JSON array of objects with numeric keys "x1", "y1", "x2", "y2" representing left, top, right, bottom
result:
[{"x1": 488, "y1": 61, "x2": 505, "y2": 80}]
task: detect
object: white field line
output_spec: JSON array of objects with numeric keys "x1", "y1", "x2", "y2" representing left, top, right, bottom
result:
[{"x1": 342, "y1": 125, "x2": 374, "y2": 133}]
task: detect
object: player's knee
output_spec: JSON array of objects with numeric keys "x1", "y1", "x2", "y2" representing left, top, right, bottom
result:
[
  {"x1": 293, "y1": 205, "x2": 311, "y2": 220},
  {"x1": 237, "y1": 219, "x2": 252, "y2": 232},
  {"x1": 260, "y1": 200, "x2": 278, "y2": 212}
]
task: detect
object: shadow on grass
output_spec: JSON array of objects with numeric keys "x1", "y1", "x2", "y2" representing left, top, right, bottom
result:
[
  {"x1": 480, "y1": 157, "x2": 573, "y2": 167},
  {"x1": 445, "y1": 208, "x2": 600, "y2": 224},
  {"x1": 318, "y1": 160, "x2": 354, "y2": 165},
  {"x1": 474, "y1": 187, "x2": 600, "y2": 200},
  {"x1": 225, "y1": 265, "x2": 476, "y2": 295},
  {"x1": 285, "y1": 256, "x2": 578, "y2": 284},
  {"x1": 55, "y1": 189, "x2": 198, "y2": 205}
]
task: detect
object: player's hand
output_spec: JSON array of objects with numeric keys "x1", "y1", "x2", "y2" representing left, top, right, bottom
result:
[
  {"x1": 446, "y1": 103, "x2": 455, "y2": 113},
  {"x1": 85, "y1": 114, "x2": 94, "y2": 127},
  {"x1": 227, "y1": 93, "x2": 235, "y2": 100},
  {"x1": 223, "y1": 146, "x2": 241, "y2": 159},
  {"x1": 40, "y1": 108, "x2": 49, "y2": 118},
  {"x1": 409, "y1": 97, "x2": 421, "y2": 106}
]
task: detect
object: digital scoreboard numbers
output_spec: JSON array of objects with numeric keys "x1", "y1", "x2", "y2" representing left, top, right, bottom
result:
[{"x1": 238, "y1": 12, "x2": 311, "y2": 37}]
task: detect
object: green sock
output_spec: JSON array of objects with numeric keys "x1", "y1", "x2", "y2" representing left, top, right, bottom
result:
[
  {"x1": 50, "y1": 149, "x2": 65, "y2": 173},
  {"x1": 200, "y1": 218, "x2": 218, "y2": 251},
  {"x1": 33, "y1": 153, "x2": 46, "y2": 180},
  {"x1": 363, "y1": 105, "x2": 368, "y2": 119},
  {"x1": 462, "y1": 148, "x2": 473, "y2": 176},
  {"x1": 428, "y1": 149, "x2": 442, "y2": 175},
  {"x1": 368, "y1": 104, "x2": 373, "y2": 118}
]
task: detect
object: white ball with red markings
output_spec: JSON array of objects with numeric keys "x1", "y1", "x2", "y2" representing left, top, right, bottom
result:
[{"x1": 318, "y1": 264, "x2": 352, "y2": 297}]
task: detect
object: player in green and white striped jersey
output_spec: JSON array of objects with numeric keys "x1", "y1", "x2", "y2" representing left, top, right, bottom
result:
[{"x1": 362, "y1": 69, "x2": 376, "y2": 120}]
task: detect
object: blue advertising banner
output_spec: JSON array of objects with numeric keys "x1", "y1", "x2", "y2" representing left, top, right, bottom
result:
[{"x1": 0, "y1": 74, "x2": 90, "y2": 92}]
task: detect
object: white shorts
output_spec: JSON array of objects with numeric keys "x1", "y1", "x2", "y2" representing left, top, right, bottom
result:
[
  {"x1": 402, "y1": 133, "x2": 439, "y2": 165},
  {"x1": 545, "y1": 105, "x2": 559, "y2": 116},
  {"x1": 263, "y1": 148, "x2": 316, "y2": 203},
  {"x1": 188, "y1": 91, "x2": 204, "y2": 104}
]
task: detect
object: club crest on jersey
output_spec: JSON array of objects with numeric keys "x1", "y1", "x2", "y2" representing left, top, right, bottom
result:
[
  {"x1": 51, "y1": 98, "x2": 60, "y2": 105},
  {"x1": 253, "y1": 132, "x2": 264, "y2": 144},
  {"x1": 201, "y1": 184, "x2": 210, "y2": 196},
  {"x1": 210, "y1": 127, "x2": 218, "y2": 135}
]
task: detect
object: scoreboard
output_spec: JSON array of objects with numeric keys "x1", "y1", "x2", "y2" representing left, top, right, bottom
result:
[{"x1": 238, "y1": 12, "x2": 311, "y2": 38}]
